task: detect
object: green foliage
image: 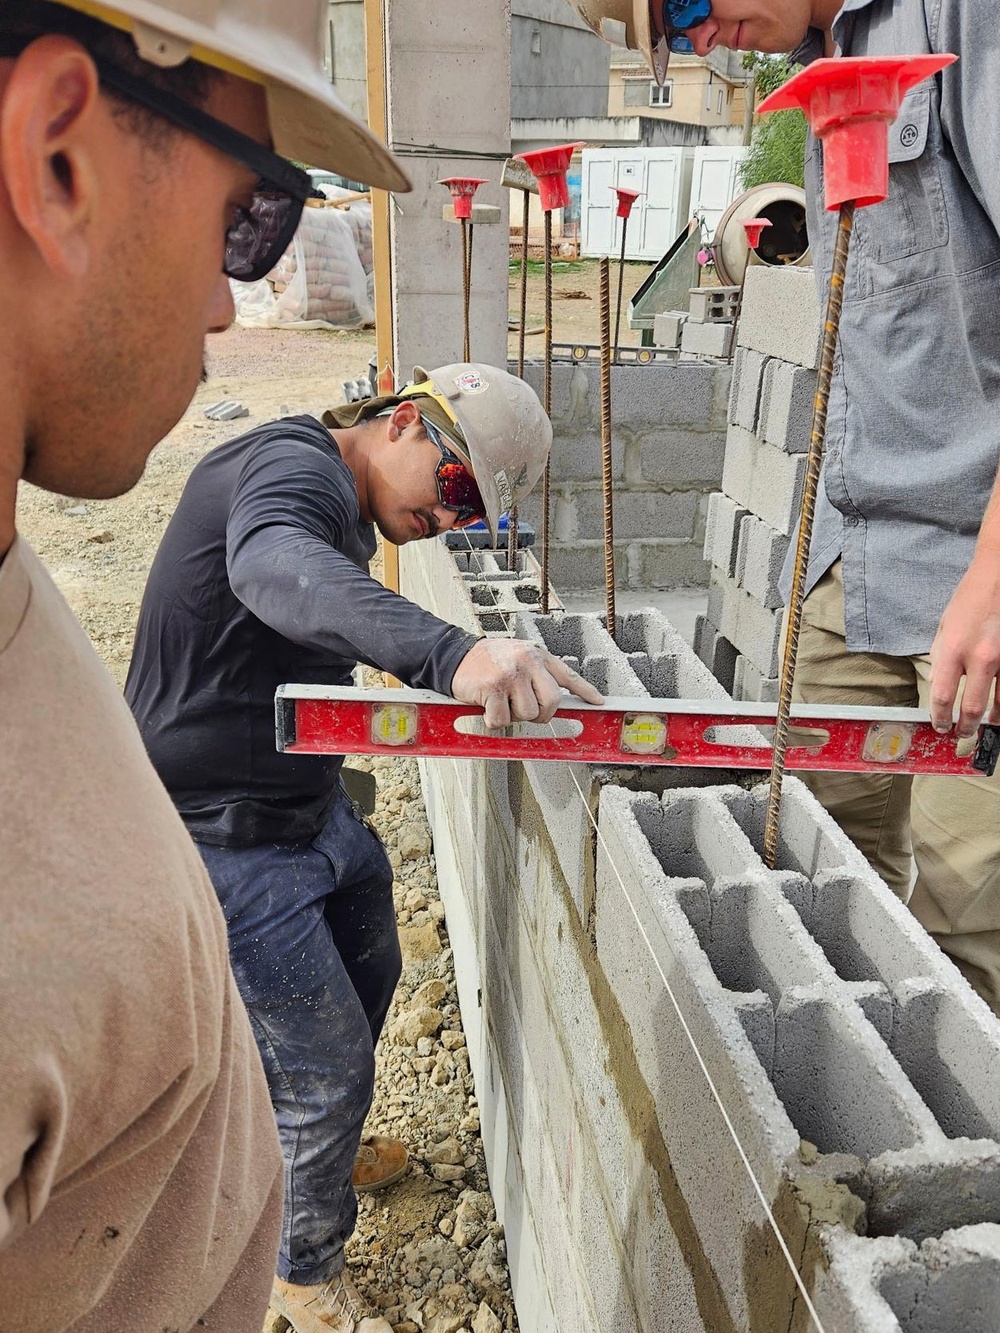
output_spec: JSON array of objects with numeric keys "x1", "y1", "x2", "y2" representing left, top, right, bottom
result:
[{"x1": 738, "y1": 54, "x2": 807, "y2": 191}]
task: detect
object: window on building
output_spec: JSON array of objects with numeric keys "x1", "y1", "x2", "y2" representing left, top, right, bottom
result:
[
  {"x1": 717, "y1": 88, "x2": 725, "y2": 114},
  {"x1": 649, "y1": 81, "x2": 673, "y2": 107},
  {"x1": 531, "y1": 28, "x2": 541, "y2": 55}
]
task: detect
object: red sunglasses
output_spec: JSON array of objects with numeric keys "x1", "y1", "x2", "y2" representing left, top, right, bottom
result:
[{"x1": 422, "y1": 417, "x2": 486, "y2": 528}]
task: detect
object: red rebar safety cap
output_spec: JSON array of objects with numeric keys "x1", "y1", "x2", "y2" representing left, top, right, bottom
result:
[
  {"x1": 611, "y1": 186, "x2": 642, "y2": 219},
  {"x1": 741, "y1": 217, "x2": 772, "y2": 250},
  {"x1": 515, "y1": 143, "x2": 584, "y2": 212},
  {"x1": 758, "y1": 54, "x2": 956, "y2": 210},
  {"x1": 438, "y1": 177, "x2": 489, "y2": 220}
]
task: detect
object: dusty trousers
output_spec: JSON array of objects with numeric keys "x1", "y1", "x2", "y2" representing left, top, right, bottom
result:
[
  {"x1": 791, "y1": 560, "x2": 1000, "y2": 1015},
  {"x1": 197, "y1": 792, "x2": 401, "y2": 1284}
]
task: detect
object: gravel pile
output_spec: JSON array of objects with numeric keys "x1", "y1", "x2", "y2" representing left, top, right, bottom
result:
[{"x1": 265, "y1": 752, "x2": 518, "y2": 1333}]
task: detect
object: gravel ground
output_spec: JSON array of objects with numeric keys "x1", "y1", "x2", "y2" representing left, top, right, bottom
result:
[{"x1": 16, "y1": 325, "x2": 519, "y2": 1333}]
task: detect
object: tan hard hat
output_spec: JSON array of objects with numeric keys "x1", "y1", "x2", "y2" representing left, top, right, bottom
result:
[
  {"x1": 564, "y1": 0, "x2": 668, "y2": 86},
  {"x1": 402, "y1": 364, "x2": 553, "y2": 544},
  {"x1": 53, "y1": 1, "x2": 410, "y2": 191}
]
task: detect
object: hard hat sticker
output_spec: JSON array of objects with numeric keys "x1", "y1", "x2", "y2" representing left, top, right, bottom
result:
[
  {"x1": 494, "y1": 470, "x2": 513, "y2": 510},
  {"x1": 455, "y1": 371, "x2": 488, "y2": 394}
]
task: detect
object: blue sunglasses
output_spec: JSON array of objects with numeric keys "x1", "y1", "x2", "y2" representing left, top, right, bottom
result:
[{"x1": 661, "y1": 0, "x2": 712, "y2": 53}]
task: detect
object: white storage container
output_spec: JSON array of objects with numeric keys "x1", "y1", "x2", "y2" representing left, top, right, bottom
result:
[
  {"x1": 689, "y1": 145, "x2": 747, "y2": 239},
  {"x1": 580, "y1": 147, "x2": 694, "y2": 261}
]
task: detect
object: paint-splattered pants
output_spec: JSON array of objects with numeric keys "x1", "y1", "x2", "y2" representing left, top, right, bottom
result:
[{"x1": 197, "y1": 792, "x2": 400, "y2": 1284}]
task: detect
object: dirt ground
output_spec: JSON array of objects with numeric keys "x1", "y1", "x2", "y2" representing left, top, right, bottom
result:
[{"x1": 507, "y1": 255, "x2": 656, "y2": 359}]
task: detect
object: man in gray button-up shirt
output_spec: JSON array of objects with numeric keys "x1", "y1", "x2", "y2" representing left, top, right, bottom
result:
[
  {"x1": 579, "y1": 0, "x2": 1000, "y2": 1012},
  {"x1": 678, "y1": 0, "x2": 1000, "y2": 1014}
]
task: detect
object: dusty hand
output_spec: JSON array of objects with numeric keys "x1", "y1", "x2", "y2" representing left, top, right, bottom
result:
[
  {"x1": 451, "y1": 638, "x2": 603, "y2": 729},
  {"x1": 928, "y1": 551, "x2": 1000, "y2": 738}
]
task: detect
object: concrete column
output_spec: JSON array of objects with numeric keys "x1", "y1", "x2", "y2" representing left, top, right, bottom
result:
[{"x1": 384, "y1": 0, "x2": 511, "y2": 372}]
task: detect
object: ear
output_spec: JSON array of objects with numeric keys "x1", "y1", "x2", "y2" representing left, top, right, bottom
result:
[
  {"x1": 385, "y1": 399, "x2": 422, "y2": 441},
  {"x1": 0, "y1": 36, "x2": 103, "y2": 280}
]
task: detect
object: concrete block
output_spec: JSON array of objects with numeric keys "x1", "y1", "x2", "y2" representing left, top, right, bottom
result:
[
  {"x1": 637, "y1": 430, "x2": 726, "y2": 487},
  {"x1": 737, "y1": 266, "x2": 822, "y2": 370},
  {"x1": 817, "y1": 1226, "x2": 1000, "y2": 1333},
  {"x1": 759, "y1": 358, "x2": 816, "y2": 455},
  {"x1": 735, "y1": 512, "x2": 788, "y2": 609},
  {"x1": 548, "y1": 431, "x2": 626, "y2": 484},
  {"x1": 722, "y1": 425, "x2": 806, "y2": 537},
  {"x1": 703, "y1": 492, "x2": 748, "y2": 578},
  {"x1": 519, "y1": 361, "x2": 596, "y2": 430},
  {"x1": 729, "y1": 348, "x2": 767, "y2": 433},
  {"x1": 681, "y1": 319, "x2": 734, "y2": 359},
  {"x1": 707, "y1": 629, "x2": 738, "y2": 692},
  {"x1": 612, "y1": 362, "x2": 725, "y2": 430},
  {"x1": 526, "y1": 540, "x2": 628, "y2": 593},
  {"x1": 709, "y1": 569, "x2": 784, "y2": 679},
  {"x1": 688, "y1": 286, "x2": 739, "y2": 323},
  {"x1": 629, "y1": 538, "x2": 713, "y2": 591},
  {"x1": 733, "y1": 653, "x2": 779, "y2": 704},
  {"x1": 653, "y1": 310, "x2": 687, "y2": 348},
  {"x1": 568, "y1": 487, "x2": 699, "y2": 542}
]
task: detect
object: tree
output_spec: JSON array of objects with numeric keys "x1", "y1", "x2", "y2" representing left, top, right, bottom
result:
[{"x1": 738, "y1": 54, "x2": 807, "y2": 191}]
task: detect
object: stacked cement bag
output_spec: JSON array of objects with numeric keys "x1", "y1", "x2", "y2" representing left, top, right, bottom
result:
[{"x1": 231, "y1": 200, "x2": 374, "y2": 330}]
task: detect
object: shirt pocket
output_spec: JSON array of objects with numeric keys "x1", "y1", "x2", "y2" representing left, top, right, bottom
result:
[{"x1": 867, "y1": 87, "x2": 949, "y2": 265}]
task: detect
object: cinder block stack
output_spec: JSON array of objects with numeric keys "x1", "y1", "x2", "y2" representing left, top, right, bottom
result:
[
  {"x1": 599, "y1": 779, "x2": 1000, "y2": 1329},
  {"x1": 516, "y1": 360, "x2": 730, "y2": 592},
  {"x1": 696, "y1": 265, "x2": 822, "y2": 700},
  {"x1": 396, "y1": 532, "x2": 1000, "y2": 1333},
  {"x1": 679, "y1": 283, "x2": 740, "y2": 358}
]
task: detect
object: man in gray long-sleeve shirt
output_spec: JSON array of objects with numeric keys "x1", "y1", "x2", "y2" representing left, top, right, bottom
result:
[
  {"x1": 572, "y1": 0, "x2": 1000, "y2": 1014},
  {"x1": 126, "y1": 363, "x2": 601, "y2": 1333}
]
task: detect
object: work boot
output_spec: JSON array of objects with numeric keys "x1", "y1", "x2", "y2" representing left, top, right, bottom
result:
[
  {"x1": 351, "y1": 1134, "x2": 409, "y2": 1193},
  {"x1": 270, "y1": 1272, "x2": 392, "y2": 1333}
]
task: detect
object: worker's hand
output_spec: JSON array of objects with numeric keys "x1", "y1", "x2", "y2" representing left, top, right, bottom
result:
[
  {"x1": 451, "y1": 638, "x2": 604, "y2": 729},
  {"x1": 928, "y1": 550, "x2": 1000, "y2": 738}
]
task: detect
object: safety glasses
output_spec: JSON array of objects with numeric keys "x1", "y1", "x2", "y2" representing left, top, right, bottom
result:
[
  {"x1": 422, "y1": 418, "x2": 486, "y2": 529},
  {"x1": 0, "y1": 34, "x2": 312, "y2": 282},
  {"x1": 660, "y1": 0, "x2": 712, "y2": 53}
]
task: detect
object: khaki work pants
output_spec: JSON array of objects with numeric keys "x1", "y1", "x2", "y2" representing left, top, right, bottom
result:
[{"x1": 791, "y1": 560, "x2": 1000, "y2": 1015}]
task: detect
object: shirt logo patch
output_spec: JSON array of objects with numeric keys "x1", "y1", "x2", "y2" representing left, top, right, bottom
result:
[
  {"x1": 899, "y1": 123, "x2": 919, "y2": 149},
  {"x1": 455, "y1": 371, "x2": 488, "y2": 395}
]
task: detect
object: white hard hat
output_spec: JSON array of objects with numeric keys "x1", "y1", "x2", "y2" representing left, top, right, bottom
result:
[
  {"x1": 52, "y1": 1, "x2": 410, "y2": 190},
  {"x1": 401, "y1": 364, "x2": 553, "y2": 544},
  {"x1": 563, "y1": 0, "x2": 668, "y2": 86}
]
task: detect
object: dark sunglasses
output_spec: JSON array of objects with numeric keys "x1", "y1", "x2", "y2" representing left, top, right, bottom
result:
[
  {"x1": 0, "y1": 33, "x2": 312, "y2": 282},
  {"x1": 422, "y1": 417, "x2": 486, "y2": 529},
  {"x1": 660, "y1": 0, "x2": 712, "y2": 53}
]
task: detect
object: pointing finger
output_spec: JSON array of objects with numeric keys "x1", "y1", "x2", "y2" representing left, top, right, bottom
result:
[{"x1": 544, "y1": 654, "x2": 603, "y2": 705}]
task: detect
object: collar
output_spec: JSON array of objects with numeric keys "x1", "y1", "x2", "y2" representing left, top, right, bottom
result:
[{"x1": 790, "y1": 0, "x2": 880, "y2": 65}]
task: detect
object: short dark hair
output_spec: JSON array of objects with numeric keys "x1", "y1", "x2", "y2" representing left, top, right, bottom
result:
[{"x1": 0, "y1": 1, "x2": 222, "y2": 140}]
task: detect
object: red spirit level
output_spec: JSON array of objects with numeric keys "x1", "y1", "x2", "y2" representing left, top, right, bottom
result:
[{"x1": 275, "y1": 687, "x2": 1000, "y2": 778}]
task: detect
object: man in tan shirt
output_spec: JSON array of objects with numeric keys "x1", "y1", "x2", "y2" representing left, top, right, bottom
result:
[{"x1": 0, "y1": 3, "x2": 408, "y2": 1330}]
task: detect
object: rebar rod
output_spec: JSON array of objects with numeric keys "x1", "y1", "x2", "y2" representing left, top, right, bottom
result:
[
  {"x1": 599, "y1": 257, "x2": 616, "y2": 637},
  {"x1": 763, "y1": 201, "x2": 855, "y2": 867},
  {"x1": 613, "y1": 217, "x2": 628, "y2": 363},
  {"x1": 540, "y1": 208, "x2": 553, "y2": 615},
  {"x1": 508, "y1": 190, "x2": 531, "y2": 571},
  {"x1": 461, "y1": 216, "x2": 471, "y2": 362},
  {"x1": 517, "y1": 189, "x2": 529, "y2": 377}
]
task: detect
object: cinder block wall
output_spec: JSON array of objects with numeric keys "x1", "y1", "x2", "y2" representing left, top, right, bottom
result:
[
  {"x1": 513, "y1": 360, "x2": 731, "y2": 592},
  {"x1": 696, "y1": 266, "x2": 821, "y2": 699},
  {"x1": 398, "y1": 537, "x2": 1000, "y2": 1332}
]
